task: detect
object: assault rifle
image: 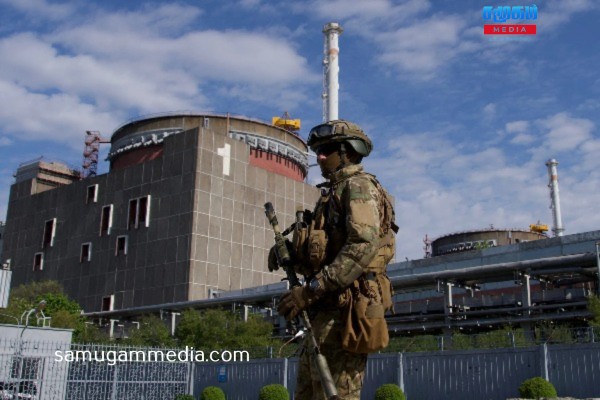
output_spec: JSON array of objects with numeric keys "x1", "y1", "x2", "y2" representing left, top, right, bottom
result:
[{"x1": 264, "y1": 202, "x2": 339, "y2": 400}]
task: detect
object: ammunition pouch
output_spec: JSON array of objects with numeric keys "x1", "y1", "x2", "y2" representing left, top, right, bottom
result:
[
  {"x1": 306, "y1": 195, "x2": 329, "y2": 273},
  {"x1": 292, "y1": 222, "x2": 309, "y2": 263},
  {"x1": 308, "y1": 227, "x2": 328, "y2": 271},
  {"x1": 341, "y1": 276, "x2": 389, "y2": 353}
]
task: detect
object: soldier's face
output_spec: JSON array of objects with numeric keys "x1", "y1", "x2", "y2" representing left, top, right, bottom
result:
[{"x1": 316, "y1": 144, "x2": 342, "y2": 178}]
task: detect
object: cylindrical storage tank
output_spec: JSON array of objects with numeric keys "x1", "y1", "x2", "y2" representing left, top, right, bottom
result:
[
  {"x1": 431, "y1": 229, "x2": 547, "y2": 257},
  {"x1": 108, "y1": 113, "x2": 309, "y2": 182}
]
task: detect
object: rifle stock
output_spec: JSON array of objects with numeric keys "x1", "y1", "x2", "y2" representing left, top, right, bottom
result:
[{"x1": 264, "y1": 202, "x2": 339, "y2": 400}]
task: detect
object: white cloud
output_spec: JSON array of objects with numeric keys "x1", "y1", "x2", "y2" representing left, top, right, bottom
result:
[
  {"x1": 483, "y1": 103, "x2": 497, "y2": 116},
  {"x1": 375, "y1": 15, "x2": 473, "y2": 77},
  {"x1": 298, "y1": 0, "x2": 480, "y2": 79},
  {"x1": 0, "y1": 0, "x2": 75, "y2": 20},
  {"x1": 302, "y1": 0, "x2": 430, "y2": 22},
  {"x1": 505, "y1": 121, "x2": 534, "y2": 145},
  {"x1": 579, "y1": 139, "x2": 600, "y2": 170},
  {"x1": 506, "y1": 120, "x2": 528, "y2": 134},
  {"x1": 0, "y1": 33, "x2": 200, "y2": 112},
  {"x1": 0, "y1": 80, "x2": 118, "y2": 148},
  {"x1": 510, "y1": 134, "x2": 536, "y2": 145},
  {"x1": 365, "y1": 116, "x2": 595, "y2": 260},
  {"x1": 537, "y1": 0, "x2": 599, "y2": 30},
  {"x1": 537, "y1": 112, "x2": 594, "y2": 153},
  {"x1": 0, "y1": 4, "x2": 319, "y2": 145},
  {"x1": 299, "y1": 0, "x2": 599, "y2": 80},
  {"x1": 47, "y1": 6, "x2": 315, "y2": 86}
]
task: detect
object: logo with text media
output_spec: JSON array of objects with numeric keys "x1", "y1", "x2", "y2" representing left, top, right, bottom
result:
[{"x1": 483, "y1": 5, "x2": 537, "y2": 35}]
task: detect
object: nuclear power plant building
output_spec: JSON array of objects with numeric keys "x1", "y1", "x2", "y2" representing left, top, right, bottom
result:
[{"x1": 2, "y1": 113, "x2": 320, "y2": 313}]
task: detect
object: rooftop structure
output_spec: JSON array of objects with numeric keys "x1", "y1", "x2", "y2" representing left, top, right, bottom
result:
[
  {"x1": 430, "y1": 228, "x2": 547, "y2": 257},
  {"x1": 13, "y1": 159, "x2": 80, "y2": 194}
]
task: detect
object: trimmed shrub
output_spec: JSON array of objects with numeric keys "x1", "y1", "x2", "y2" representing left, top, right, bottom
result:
[
  {"x1": 518, "y1": 377, "x2": 557, "y2": 399},
  {"x1": 201, "y1": 386, "x2": 226, "y2": 400},
  {"x1": 375, "y1": 384, "x2": 406, "y2": 400},
  {"x1": 175, "y1": 395, "x2": 195, "y2": 400},
  {"x1": 258, "y1": 384, "x2": 289, "y2": 400}
]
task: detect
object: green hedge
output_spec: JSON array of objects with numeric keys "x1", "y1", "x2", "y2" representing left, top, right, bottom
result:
[
  {"x1": 258, "y1": 384, "x2": 289, "y2": 400},
  {"x1": 518, "y1": 377, "x2": 557, "y2": 399},
  {"x1": 200, "y1": 386, "x2": 226, "y2": 400},
  {"x1": 375, "y1": 384, "x2": 406, "y2": 400}
]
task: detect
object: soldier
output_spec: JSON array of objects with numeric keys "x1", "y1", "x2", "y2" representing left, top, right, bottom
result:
[{"x1": 271, "y1": 120, "x2": 398, "y2": 400}]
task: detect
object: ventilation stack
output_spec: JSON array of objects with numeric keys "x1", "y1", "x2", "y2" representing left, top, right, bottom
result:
[
  {"x1": 322, "y1": 22, "x2": 343, "y2": 122},
  {"x1": 546, "y1": 158, "x2": 564, "y2": 237}
]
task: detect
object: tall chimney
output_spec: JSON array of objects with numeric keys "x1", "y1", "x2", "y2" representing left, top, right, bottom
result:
[
  {"x1": 546, "y1": 158, "x2": 564, "y2": 237},
  {"x1": 322, "y1": 22, "x2": 343, "y2": 122}
]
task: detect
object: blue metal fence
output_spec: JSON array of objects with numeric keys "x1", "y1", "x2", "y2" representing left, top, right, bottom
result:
[
  {"x1": 3, "y1": 340, "x2": 600, "y2": 399},
  {"x1": 194, "y1": 344, "x2": 600, "y2": 399}
]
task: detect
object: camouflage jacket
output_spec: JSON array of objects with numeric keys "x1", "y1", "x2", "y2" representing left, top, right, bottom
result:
[{"x1": 310, "y1": 164, "x2": 396, "y2": 293}]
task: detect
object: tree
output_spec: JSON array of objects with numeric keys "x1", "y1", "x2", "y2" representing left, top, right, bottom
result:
[
  {"x1": 1, "y1": 281, "x2": 78, "y2": 325},
  {"x1": 587, "y1": 295, "x2": 600, "y2": 327},
  {"x1": 124, "y1": 315, "x2": 176, "y2": 347},
  {"x1": 175, "y1": 308, "x2": 278, "y2": 356},
  {"x1": 0, "y1": 280, "x2": 109, "y2": 343}
]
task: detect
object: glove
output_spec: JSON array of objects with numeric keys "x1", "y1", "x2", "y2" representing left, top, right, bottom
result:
[
  {"x1": 267, "y1": 245, "x2": 279, "y2": 272},
  {"x1": 277, "y1": 286, "x2": 319, "y2": 321}
]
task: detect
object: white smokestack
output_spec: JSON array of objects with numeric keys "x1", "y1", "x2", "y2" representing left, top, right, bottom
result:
[
  {"x1": 546, "y1": 158, "x2": 564, "y2": 237},
  {"x1": 322, "y1": 22, "x2": 343, "y2": 122}
]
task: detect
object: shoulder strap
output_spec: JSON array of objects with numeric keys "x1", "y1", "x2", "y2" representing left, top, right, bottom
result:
[{"x1": 364, "y1": 173, "x2": 399, "y2": 235}]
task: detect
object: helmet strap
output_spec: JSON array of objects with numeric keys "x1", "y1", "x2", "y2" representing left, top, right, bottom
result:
[{"x1": 337, "y1": 142, "x2": 349, "y2": 170}]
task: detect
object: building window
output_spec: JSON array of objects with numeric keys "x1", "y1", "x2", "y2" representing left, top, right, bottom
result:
[
  {"x1": 33, "y1": 253, "x2": 44, "y2": 271},
  {"x1": 42, "y1": 218, "x2": 56, "y2": 248},
  {"x1": 101, "y1": 295, "x2": 114, "y2": 311},
  {"x1": 100, "y1": 205, "x2": 113, "y2": 236},
  {"x1": 86, "y1": 184, "x2": 98, "y2": 204},
  {"x1": 116, "y1": 235, "x2": 128, "y2": 256},
  {"x1": 128, "y1": 195, "x2": 151, "y2": 230},
  {"x1": 80, "y1": 243, "x2": 92, "y2": 262}
]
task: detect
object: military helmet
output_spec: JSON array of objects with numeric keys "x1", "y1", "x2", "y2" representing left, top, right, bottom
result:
[{"x1": 307, "y1": 120, "x2": 373, "y2": 157}]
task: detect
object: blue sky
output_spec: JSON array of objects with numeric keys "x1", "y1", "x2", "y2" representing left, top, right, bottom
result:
[{"x1": 0, "y1": 0, "x2": 598, "y2": 260}]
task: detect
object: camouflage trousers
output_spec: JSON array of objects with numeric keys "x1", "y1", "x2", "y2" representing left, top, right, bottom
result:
[{"x1": 295, "y1": 310, "x2": 368, "y2": 400}]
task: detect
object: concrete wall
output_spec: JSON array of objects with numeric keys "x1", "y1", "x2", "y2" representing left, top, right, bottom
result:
[{"x1": 188, "y1": 126, "x2": 319, "y2": 300}]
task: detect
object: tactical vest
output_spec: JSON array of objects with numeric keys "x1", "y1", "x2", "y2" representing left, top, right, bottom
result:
[
  {"x1": 300, "y1": 171, "x2": 397, "y2": 353},
  {"x1": 307, "y1": 172, "x2": 397, "y2": 274}
]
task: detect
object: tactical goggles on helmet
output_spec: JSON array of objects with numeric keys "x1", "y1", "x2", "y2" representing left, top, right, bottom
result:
[
  {"x1": 307, "y1": 123, "x2": 341, "y2": 144},
  {"x1": 307, "y1": 120, "x2": 373, "y2": 157}
]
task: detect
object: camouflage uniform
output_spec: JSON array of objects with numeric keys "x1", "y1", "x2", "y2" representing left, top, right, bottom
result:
[
  {"x1": 275, "y1": 120, "x2": 397, "y2": 400},
  {"x1": 295, "y1": 164, "x2": 393, "y2": 400},
  {"x1": 295, "y1": 310, "x2": 367, "y2": 400}
]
